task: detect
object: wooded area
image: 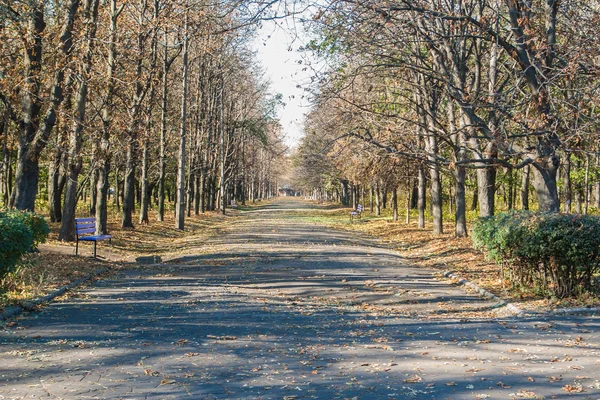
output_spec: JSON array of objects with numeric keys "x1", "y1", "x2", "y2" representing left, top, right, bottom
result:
[
  {"x1": 293, "y1": 0, "x2": 600, "y2": 237},
  {"x1": 0, "y1": 0, "x2": 287, "y2": 239},
  {"x1": 1, "y1": 0, "x2": 599, "y2": 241}
]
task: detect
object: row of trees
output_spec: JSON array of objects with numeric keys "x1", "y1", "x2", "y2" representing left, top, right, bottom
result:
[
  {"x1": 294, "y1": 0, "x2": 600, "y2": 236},
  {"x1": 0, "y1": 0, "x2": 287, "y2": 239}
]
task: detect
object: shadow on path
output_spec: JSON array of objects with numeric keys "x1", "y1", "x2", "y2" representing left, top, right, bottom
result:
[{"x1": 1, "y1": 198, "x2": 599, "y2": 399}]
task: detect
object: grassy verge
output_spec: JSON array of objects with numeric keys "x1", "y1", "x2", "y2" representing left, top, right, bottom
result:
[{"x1": 0, "y1": 207, "x2": 239, "y2": 313}]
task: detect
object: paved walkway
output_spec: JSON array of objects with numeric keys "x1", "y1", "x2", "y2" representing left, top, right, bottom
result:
[{"x1": 1, "y1": 199, "x2": 599, "y2": 399}]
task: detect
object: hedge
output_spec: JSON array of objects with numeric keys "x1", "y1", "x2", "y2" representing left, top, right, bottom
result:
[
  {"x1": 472, "y1": 211, "x2": 600, "y2": 298},
  {"x1": 0, "y1": 210, "x2": 49, "y2": 279}
]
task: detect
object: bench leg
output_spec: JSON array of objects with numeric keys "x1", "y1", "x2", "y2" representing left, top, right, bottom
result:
[
  {"x1": 93, "y1": 241, "x2": 97, "y2": 258},
  {"x1": 76, "y1": 239, "x2": 79, "y2": 256}
]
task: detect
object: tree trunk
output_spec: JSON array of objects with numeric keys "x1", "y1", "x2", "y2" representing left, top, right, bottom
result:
[
  {"x1": 89, "y1": 167, "x2": 98, "y2": 216},
  {"x1": 520, "y1": 165, "x2": 530, "y2": 211},
  {"x1": 95, "y1": 158, "x2": 110, "y2": 235},
  {"x1": 341, "y1": 179, "x2": 349, "y2": 206},
  {"x1": 122, "y1": 139, "x2": 136, "y2": 228},
  {"x1": 470, "y1": 186, "x2": 478, "y2": 211},
  {"x1": 410, "y1": 180, "x2": 418, "y2": 209},
  {"x1": 392, "y1": 186, "x2": 398, "y2": 222},
  {"x1": 418, "y1": 163, "x2": 426, "y2": 228},
  {"x1": 375, "y1": 182, "x2": 381, "y2": 216},
  {"x1": 95, "y1": 0, "x2": 119, "y2": 232},
  {"x1": 455, "y1": 165, "x2": 467, "y2": 237},
  {"x1": 477, "y1": 166, "x2": 496, "y2": 217},
  {"x1": 48, "y1": 149, "x2": 66, "y2": 222},
  {"x1": 506, "y1": 167, "x2": 514, "y2": 210},
  {"x1": 584, "y1": 154, "x2": 590, "y2": 215},
  {"x1": 406, "y1": 182, "x2": 411, "y2": 224},
  {"x1": 176, "y1": 8, "x2": 189, "y2": 230},
  {"x1": 430, "y1": 163, "x2": 443, "y2": 234},
  {"x1": 426, "y1": 126, "x2": 443, "y2": 234},
  {"x1": 531, "y1": 157, "x2": 560, "y2": 213},
  {"x1": 595, "y1": 156, "x2": 600, "y2": 209},
  {"x1": 14, "y1": 3, "x2": 74, "y2": 211},
  {"x1": 562, "y1": 153, "x2": 571, "y2": 212},
  {"x1": 58, "y1": 0, "x2": 100, "y2": 241},
  {"x1": 1, "y1": 121, "x2": 12, "y2": 206},
  {"x1": 139, "y1": 140, "x2": 150, "y2": 224}
]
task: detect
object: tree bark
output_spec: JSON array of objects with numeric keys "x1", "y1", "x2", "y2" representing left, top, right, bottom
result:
[
  {"x1": 341, "y1": 179, "x2": 349, "y2": 206},
  {"x1": 418, "y1": 163, "x2": 426, "y2": 229},
  {"x1": 531, "y1": 156, "x2": 560, "y2": 213},
  {"x1": 122, "y1": 139, "x2": 136, "y2": 228},
  {"x1": 375, "y1": 182, "x2": 381, "y2": 216},
  {"x1": 477, "y1": 155, "x2": 497, "y2": 217},
  {"x1": 520, "y1": 165, "x2": 530, "y2": 211},
  {"x1": 392, "y1": 186, "x2": 398, "y2": 222},
  {"x1": 176, "y1": 8, "x2": 189, "y2": 229},
  {"x1": 48, "y1": 148, "x2": 66, "y2": 222},
  {"x1": 59, "y1": 0, "x2": 99, "y2": 241},
  {"x1": 139, "y1": 140, "x2": 150, "y2": 224},
  {"x1": 454, "y1": 165, "x2": 467, "y2": 237}
]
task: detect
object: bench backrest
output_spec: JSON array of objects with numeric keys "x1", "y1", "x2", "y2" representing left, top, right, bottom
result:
[
  {"x1": 357, "y1": 204, "x2": 363, "y2": 212},
  {"x1": 75, "y1": 218, "x2": 96, "y2": 236}
]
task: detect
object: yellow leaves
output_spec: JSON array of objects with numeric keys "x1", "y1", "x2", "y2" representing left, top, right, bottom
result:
[
  {"x1": 562, "y1": 384, "x2": 584, "y2": 393},
  {"x1": 144, "y1": 368, "x2": 159, "y2": 376},
  {"x1": 508, "y1": 348, "x2": 527, "y2": 353},
  {"x1": 403, "y1": 374, "x2": 422, "y2": 383}
]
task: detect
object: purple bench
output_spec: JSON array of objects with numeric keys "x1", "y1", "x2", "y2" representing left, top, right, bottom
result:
[{"x1": 75, "y1": 217, "x2": 112, "y2": 258}]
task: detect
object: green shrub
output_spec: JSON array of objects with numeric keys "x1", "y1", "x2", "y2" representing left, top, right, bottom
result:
[
  {"x1": 473, "y1": 211, "x2": 600, "y2": 298},
  {"x1": 0, "y1": 217, "x2": 34, "y2": 278},
  {"x1": 0, "y1": 210, "x2": 49, "y2": 281},
  {"x1": 0, "y1": 210, "x2": 50, "y2": 249}
]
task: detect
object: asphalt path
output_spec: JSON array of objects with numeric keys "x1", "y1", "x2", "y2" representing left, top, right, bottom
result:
[{"x1": 1, "y1": 198, "x2": 599, "y2": 399}]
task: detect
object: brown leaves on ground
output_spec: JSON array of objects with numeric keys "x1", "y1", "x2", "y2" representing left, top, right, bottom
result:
[
  {"x1": 0, "y1": 251, "x2": 121, "y2": 311},
  {"x1": 563, "y1": 384, "x2": 584, "y2": 393},
  {"x1": 1, "y1": 208, "x2": 233, "y2": 312},
  {"x1": 334, "y1": 217, "x2": 600, "y2": 311}
]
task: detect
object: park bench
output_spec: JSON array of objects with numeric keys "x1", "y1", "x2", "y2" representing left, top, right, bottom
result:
[
  {"x1": 230, "y1": 199, "x2": 238, "y2": 207},
  {"x1": 75, "y1": 217, "x2": 112, "y2": 258},
  {"x1": 350, "y1": 204, "x2": 363, "y2": 222}
]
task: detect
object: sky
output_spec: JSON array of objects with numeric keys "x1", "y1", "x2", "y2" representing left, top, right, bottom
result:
[{"x1": 251, "y1": 19, "x2": 314, "y2": 150}]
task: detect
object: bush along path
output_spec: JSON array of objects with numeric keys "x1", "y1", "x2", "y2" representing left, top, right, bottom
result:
[{"x1": 1, "y1": 198, "x2": 600, "y2": 399}]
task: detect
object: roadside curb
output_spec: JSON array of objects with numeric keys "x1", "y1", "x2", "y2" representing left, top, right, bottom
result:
[
  {"x1": 442, "y1": 271, "x2": 600, "y2": 317},
  {"x1": 0, "y1": 267, "x2": 109, "y2": 322},
  {"x1": 441, "y1": 270, "x2": 524, "y2": 316},
  {"x1": 545, "y1": 306, "x2": 600, "y2": 316}
]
